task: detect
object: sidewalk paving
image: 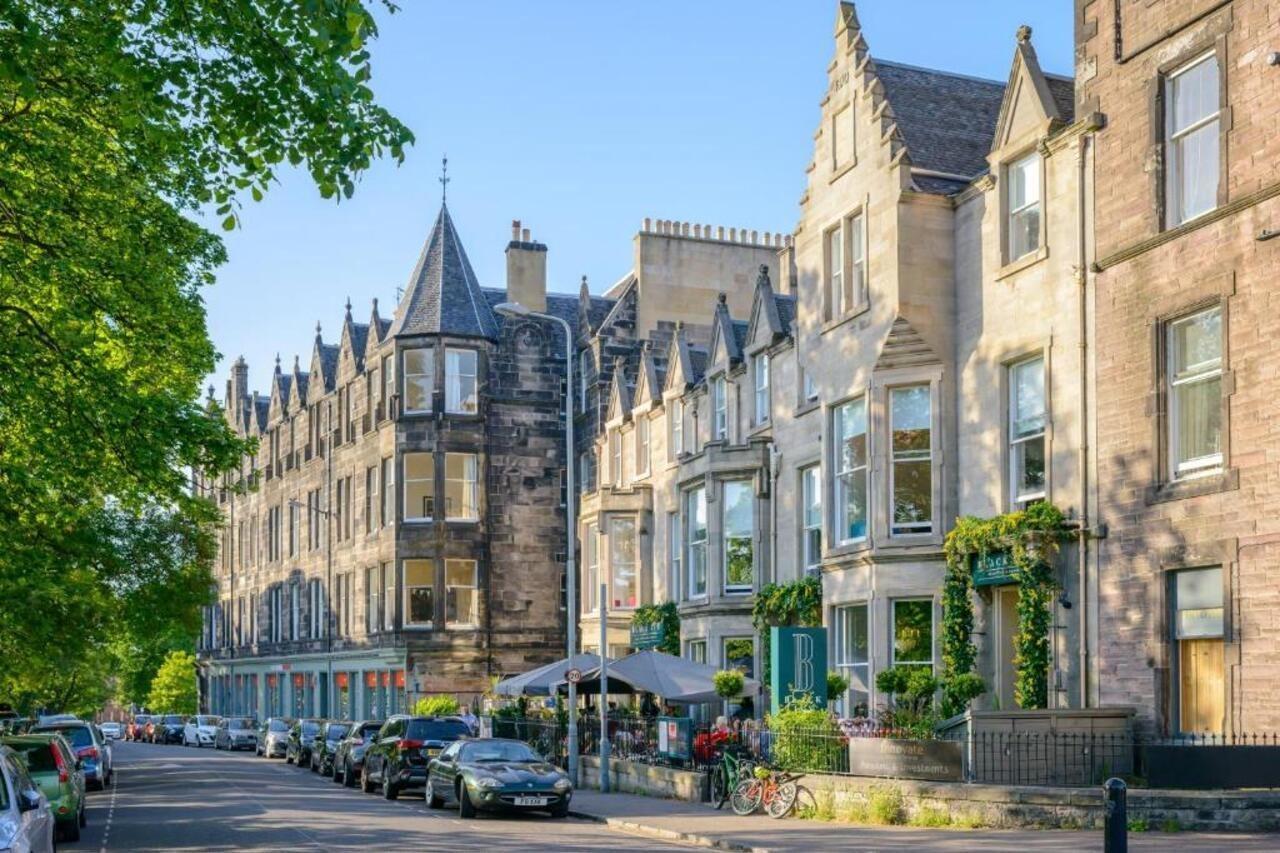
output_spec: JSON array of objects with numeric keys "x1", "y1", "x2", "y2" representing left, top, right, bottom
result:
[{"x1": 570, "y1": 789, "x2": 1280, "y2": 852}]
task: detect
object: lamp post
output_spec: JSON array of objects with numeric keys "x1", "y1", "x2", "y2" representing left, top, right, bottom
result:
[{"x1": 494, "y1": 301, "x2": 579, "y2": 785}]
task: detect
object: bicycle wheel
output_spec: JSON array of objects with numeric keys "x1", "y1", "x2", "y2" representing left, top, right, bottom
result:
[
  {"x1": 765, "y1": 780, "x2": 798, "y2": 819},
  {"x1": 730, "y1": 778, "x2": 764, "y2": 816},
  {"x1": 710, "y1": 765, "x2": 728, "y2": 809}
]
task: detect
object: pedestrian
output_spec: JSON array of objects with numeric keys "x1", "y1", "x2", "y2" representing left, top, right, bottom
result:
[{"x1": 460, "y1": 704, "x2": 478, "y2": 735}]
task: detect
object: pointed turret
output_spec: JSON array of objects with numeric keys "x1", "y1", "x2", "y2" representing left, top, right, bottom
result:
[{"x1": 388, "y1": 203, "x2": 498, "y2": 340}]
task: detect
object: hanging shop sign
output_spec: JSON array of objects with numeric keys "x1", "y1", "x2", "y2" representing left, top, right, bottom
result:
[
  {"x1": 630, "y1": 622, "x2": 665, "y2": 650},
  {"x1": 971, "y1": 549, "x2": 1018, "y2": 587},
  {"x1": 769, "y1": 627, "x2": 828, "y2": 714}
]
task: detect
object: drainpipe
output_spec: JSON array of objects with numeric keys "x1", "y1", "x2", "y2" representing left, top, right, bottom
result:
[{"x1": 1076, "y1": 131, "x2": 1092, "y2": 709}]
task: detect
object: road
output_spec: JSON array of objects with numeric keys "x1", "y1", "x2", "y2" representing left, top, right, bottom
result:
[{"x1": 75, "y1": 741, "x2": 690, "y2": 851}]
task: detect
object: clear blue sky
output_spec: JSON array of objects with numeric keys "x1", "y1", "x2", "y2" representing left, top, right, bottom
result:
[{"x1": 205, "y1": 1, "x2": 1073, "y2": 393}]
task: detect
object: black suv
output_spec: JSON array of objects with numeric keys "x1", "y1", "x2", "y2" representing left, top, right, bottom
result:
[
  {"x1": 360, "y1": 716, "x2": 470, "y2": 800},
  {"x1": 155, "y1": 714, "x2": 186, "y2": 745},
  {"x1": 332, "y1": 719, "x2": 382, "y2": 787},
  {"x1": 284, "y1": 719, "x2": 322, "y2": 766}
]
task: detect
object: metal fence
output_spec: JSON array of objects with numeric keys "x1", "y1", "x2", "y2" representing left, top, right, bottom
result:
[{"x1": 485, "y1": 716, "x2": 1280, "y2": 790}]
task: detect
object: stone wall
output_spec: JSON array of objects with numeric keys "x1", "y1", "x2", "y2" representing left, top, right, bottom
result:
[{"x1": 579, "y1": 756, "x2": 708, "y2": 803}]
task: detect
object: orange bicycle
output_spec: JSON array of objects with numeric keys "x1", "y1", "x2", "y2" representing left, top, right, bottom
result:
[{"x1": 729, "y1": 765, "x2": 802, "y2": 818}]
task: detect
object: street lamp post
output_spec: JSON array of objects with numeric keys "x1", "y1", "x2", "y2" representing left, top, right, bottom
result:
[{"x1": 494, "y1": 301, "x2": 579, "y2": 785}]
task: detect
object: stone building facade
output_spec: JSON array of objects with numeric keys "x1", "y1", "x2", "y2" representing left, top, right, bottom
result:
[
  {"x1": 195, "y1": 207, "x2": 584, "y2": 719},
  {"x1": 1078, "y1": 0, "x2": 1280, "y2": 734}
]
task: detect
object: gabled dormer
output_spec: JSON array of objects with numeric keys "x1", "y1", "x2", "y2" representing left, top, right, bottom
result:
[
  {"x1": 307, "y1": 323, "x2": 339, "y2": 404},
  {"x1": 288, "y1": 355, "x2": 309, "y2": 413},
  {"x1": 267, "y1": 356, "x2": 292, "y2": 424},
  {"x1": 989, "y1": 26, "x2": 1073, "y2": 158},
  {"x1": 706, "y1": 292, "x2": 743, "y2": 376},
  {"x1": 632, "y1": 344, "x2": 661, "y2": 413},
  {"x1": 605, "y1": 357, "x2": 633, "y2": 426},
  {"x1": 337, "y1": 299, "x2": 370, "y2": 382},
  {"x1": 364, "y1": 298, "x2": 389, "y2": 366},
  {"x1": 662, "y1": 324, "x2": 698, "y2": 397},
  {"x1": 744, "y1": 265, "x2": 792, "y2": 352}
]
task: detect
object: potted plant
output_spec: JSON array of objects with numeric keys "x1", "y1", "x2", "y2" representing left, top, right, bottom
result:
[{"x1": 713, "y1": 669, "x2": 745, "y2": 701}]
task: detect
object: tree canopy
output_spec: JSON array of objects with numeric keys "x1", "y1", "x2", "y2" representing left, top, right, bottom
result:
[
  {"x1": 0, "y1": 1, "x2": 412, "y2": 713},
  {"x1": 148, "y1": 650, "x2": 198, "y2": 715}
]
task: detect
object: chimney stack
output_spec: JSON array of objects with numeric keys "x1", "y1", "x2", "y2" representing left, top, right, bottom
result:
[
  {"x1": 505, "y1": 219, "x2": 547, "y2": 312},
  {"x1": 230, "y1": 355, "x2": 250, "y2": 409}
]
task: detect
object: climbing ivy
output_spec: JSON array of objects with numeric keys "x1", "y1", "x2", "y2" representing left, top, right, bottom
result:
[
  {"x1": 941, "y1": 502, "x2": 1069, "y2": 714},
  {"x1": 751, "y1": 576, "x2": 823, "y2": 683},
  {"x1": 629, "y1": 601, "x2": 681, "y2": 657}
]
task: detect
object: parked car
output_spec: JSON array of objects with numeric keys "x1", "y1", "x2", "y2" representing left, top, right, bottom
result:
[
  {"x1": 309, "y1": 721, "x2": 350, "y2": 775},
  {"x1": 127, "y1": 714, "x2": 151, "y2": 742},
  {"x1": 332, "y1": 719, "x2": 382, "y2": 787},
  {"x1": 426, "y1": 738, "x2": 571, "y2": 818},
  {"x1": 284, "y1": 719, "x2": 322, "y2": 766},
  {"x1": 153, "y1": 714, "x2": 185, "y2": 745},
  {"x1": 0, "y1": 744, "x2": 56, "y2": 853},
  {"x1": 30, "y1": 721, "x2": 111, "y2": 790},
  {"x1": 2, "y1": 734, "x2": 86, "y2": 841},
  {"x1": 256, "y1": 718, "x2": 293, "y2": 758},
  {"x1": 361, "y1": 715, "x2": 470, "y2": 800},
  {"x1": 142, "y1": 716, "x2": 159, "y2": 742},
  {"x1": 214, "y1": 717, "x2": 258, "y2": 751},
  {"x1": 98, "y1": 721, "x2": 123, "y2": 741},
  {"x1": 182, "y1": 715, "x2": 221, "y2": 748}
]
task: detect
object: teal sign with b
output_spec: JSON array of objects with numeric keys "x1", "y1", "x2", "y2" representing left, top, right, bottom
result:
[{"x1": 769, "y1": 626, "x2": 828, "y2": 714}]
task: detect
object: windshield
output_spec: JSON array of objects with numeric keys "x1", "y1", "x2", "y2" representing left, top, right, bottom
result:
[
  {"x1": 134, "y1": 716, "x2": 148, "y2": 724},
  {"x1": 195, "y1": 716, "x2": 218, "y2": 726},
  {"x1": 299, "y1": 722, "x2": 320, "y2": 736},
  {"x1": 359, "y1": 723, "x2": 382, "y2": 739},
  {"x1": 406, "y1": 719, "x2": 470, "y2": 742},
  {"x1": 163, "y1": 715, "x2": 184, "y2": 725},
  {"x1": 10, "y1": 742, "x2": 56, "y2": 773},
  {"x1": 33, "y1": 725, "x2": 91, "y2": 749},
  {"x1": 227, "y1": 718, "x2": 254, "y2": 730},
  {"x1": 326, "y1": 724, "x2": 349, "y2": 740},
  {"x1": 461, "y1": 741, "x2": 540, "y2": 763},
  {"x1": 268, "y1": 720, "x2": 290, "y2": 732}
]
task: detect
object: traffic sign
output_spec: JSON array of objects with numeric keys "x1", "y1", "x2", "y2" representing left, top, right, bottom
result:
[{"x1": 565, "y1": 668, "x2": 582, "y2": 683}]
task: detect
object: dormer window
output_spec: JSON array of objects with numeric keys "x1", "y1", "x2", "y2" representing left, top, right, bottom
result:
[
  {"x1": 635, "y1": 415, "x2": 650, "y2": 478},
  {"x1": 753, "y1": 353, "x2": 770, "y2": 425},
  {"x1": 668, "y1": 398, "x2": 684, "y2": 459},
  {"x1": 712, "y1": 376, "x2": 727, "y2": 441},
  {"x1": 445, "y1": 348, "x2": 478, "y2": 414},
  {"x1": 403, "y1": 348, "x2": 433, "y2": 414},
  {"x1": 609, "y1": 430, "x2": 622, "y2": 486},
  {"x1": 1006, "y1": 152, "x2": 1041, "y2": 261}
]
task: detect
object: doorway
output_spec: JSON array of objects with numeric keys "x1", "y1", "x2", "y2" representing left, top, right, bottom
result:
[{"x1": 995, "y1": 586, "x2": 1020, "y2": 710}]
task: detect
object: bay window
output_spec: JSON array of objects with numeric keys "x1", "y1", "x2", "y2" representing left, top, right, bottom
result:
[
  {"x1": 583, "y1": 523, "x2": 598, "y2": 613},
  {"x1": 1165, "y1": 54, "x2": 1220, "y2": 226},
  {"x1": 723, "y1": 480, "x2": 754, "y2": 593},
  {"x1": 834, "y1": 397, "x2": 868, "y2": 543},
  {"x1": 1168, "y1": 306, "x2": 1223, "y2": 478},
  {"x1": 445, "y1": 559, "x2": 478, "y2": 627},
  {"x1": 403, "y1": 348, "x2": 433, "y2": 414},
  {"x1": 1009, "y1": 356, "x2": 1047, "y2": 506},
  {"x1": 892, "y1": 599, "x2": 934, "y2": 672},
  {"x1": 685, "y1": 486, "x2": 707, "y2": 598},
  {"x1": 834, "y1": 603, "x2": 870, "y2": 717},
  {"x1": 404, "y1": 559, "x2": 433, "y2": 628},
  {"x1": 403, "y1": 452, "x2": 434, "y2": 522},
  {"x1": 890, "y1": 386, "x2": 932, "y2": 535},
  {"x1": 445, "y1": 348, "x2": 478, "y2": 414},
  {"x1": 444, "y1": 452, "x2": 478, "y2": 520},
  {"x1": 609, "y1": 518, "x2": 637, "y2": 610}
]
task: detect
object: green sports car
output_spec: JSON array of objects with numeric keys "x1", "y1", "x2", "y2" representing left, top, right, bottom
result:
[{"x1": 424, "y1": 738, "x2": 572, "y2": 819}]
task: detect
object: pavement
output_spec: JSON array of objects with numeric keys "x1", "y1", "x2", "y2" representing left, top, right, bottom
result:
[
  {"x1": 568, "y1": 788, "x2": 1280, "y2": 852},
  {"x1": 69, "y1": 741, "x2": 1280, "y2": 851}
]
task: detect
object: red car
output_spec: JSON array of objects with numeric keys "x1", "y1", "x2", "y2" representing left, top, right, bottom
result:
[{"x1": 127, "y1": 715, "x2": 151, "y2": 742}]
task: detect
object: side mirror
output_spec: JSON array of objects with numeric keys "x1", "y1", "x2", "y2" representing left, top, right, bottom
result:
[{"x1": 18, "y1": 790, "x2": 41, "y2": 813}]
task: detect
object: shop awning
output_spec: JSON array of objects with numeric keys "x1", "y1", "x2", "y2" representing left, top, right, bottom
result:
[
  {"x1": 493, "y1": 653, "x2": 614, "y2": 697},
  {"x1": 569, "y1": 650, "x2": 761, "y2": 705}
]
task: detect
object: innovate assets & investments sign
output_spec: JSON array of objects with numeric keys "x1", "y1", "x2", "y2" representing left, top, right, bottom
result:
[
  {"x1": 848, "y1": 737, "x2": 964, "y2": 782},
  {"x1": 769, "y1": 627, "x2": 827, "y2": 714}
]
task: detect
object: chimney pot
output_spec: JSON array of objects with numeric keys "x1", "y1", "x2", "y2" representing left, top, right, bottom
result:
[
  {"x1": 512, "y1": 220, "x2": 521, "y2": 241},
  {"x1": 521, "y1": 227, "x2": 531, "y2": 243}
]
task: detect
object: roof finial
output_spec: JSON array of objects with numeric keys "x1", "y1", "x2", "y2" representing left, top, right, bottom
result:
[
  {"x1": 717, "y1": 291, "x2": 728, "y2": 305},
  {"x1": 315, "y1": 320, "x2": 322, "y2": 340},
  {"x1": 344, "y1": 297, "x2": 352, "y2": 318},
  {"x1": 274, "y1": 352, "x2": 281, "y2": 372},
  {"x1": 1016, "y1": 24, "x2": 1032, "y2": 45},
  {"x1": 439, "y1": 154, "x2": 450, "y2": 203},
  {"x1": 293, "y1": 354, "x2": 300, "y2": 370},
  {"x1": 206, "y1": 384, "x2": 215, "y2": 401}
]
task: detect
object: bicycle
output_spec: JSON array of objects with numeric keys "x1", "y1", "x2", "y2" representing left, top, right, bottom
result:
[
  {"x1": 709, "y1": 744, "x2": 754, "y2": 810},
  {"x1": 730, "y1": 765, "x2": 803, "y2": 819}
]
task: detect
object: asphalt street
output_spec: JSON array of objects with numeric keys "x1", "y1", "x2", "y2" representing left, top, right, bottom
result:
[{"x1": 74, "y1": 740, "x2": 690, "y2": 852}]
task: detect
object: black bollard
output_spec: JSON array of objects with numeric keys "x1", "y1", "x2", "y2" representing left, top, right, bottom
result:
[{"x1": 1103, "y1": 777, "x2": 1127, "y2": 853}]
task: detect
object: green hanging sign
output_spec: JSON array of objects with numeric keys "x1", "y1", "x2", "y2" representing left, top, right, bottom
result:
[
  {"x1": 971, "y1": 549, "x2": 1017, "y2": 587},
  {"x1": 769, "y1": 627, "x2": 828, "y2": 714},
  {"x1": 630, "y1": 621, "x2": 665, "y2": 651}
]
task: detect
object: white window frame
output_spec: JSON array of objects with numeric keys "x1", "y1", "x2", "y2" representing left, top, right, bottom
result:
[
  {"x1": 669, "y1": 398, "x2": 684, "y2": 459},
  {"x1": 381, "y1": 456, "x2": 394, "y2": 527},
  {"x1": 827, "y1": 222, "x2": 844, "y2": 318},
  {"x1": 365, "y1": 566, "x2": 380, "y2": 635},
  {"x1": 722, "y1": 480, "x2": 754, "y2": 595},
  {"x1": 753, "y1": 352, "x2": 770, "y2": 425},
  {"x1": 635, "y1": 415, "x2": 650, "y2": 478},
  {"x1": 712, "y1": 376, "x2": 727, "y2": 441},
  {"x1": 403, "y1": 347, "x2": 433, "y2": 414},
  {"x1": 403, "y1": 559, "x2": 433, "y2": 629},
  {"x1": 445, "y1": 347, "x2": 478, "y2": 415},
  {"x1": 403, "y1": 451, "x2": 434, "y2": 523},
  {"x1": 1009, "y1": 356, "x2": 1048, "y2": 507},
  {"x1": 889, "y1": 385, "x2": 933, "y2": 537},
  {"x1": 891, "y1": 598, "x2": 935, "y2": 670},
  {"x1": 1165, "y1": 52, "x2": 1220, "y2": 227},
  {"x1": 685, "y1": 486, "x2": 708, "y2": 599},
  {"x1": 383, "y1": 562, "x2": 395, "y2": 631},
  {"x1": 1006, "y1": 152, "x2": 1042, "y2": 261},
  {"x1": 608, "y1": 517, "x2": 638, "y2": 611},
  {"x1": 445, "y1": 558, "x2": 478, "y2": 627},
  {"x1": 801, "y1": 465, "x2": 822, "y2": 571},
  {"x1": 1168, "y1": 305, "x2": 1224, "y2": 479},
  {"x1": 609, "y1": 430, "x2": 622, "y2": 486},
  {"x1": 834, "y1": 603, "x2": 870, "y2": 716},
  {"x1": 579, "y1": 350, "x2": 590, "y2": 413},
  {"x1": 687, "y1": 638, "x2": 707, "y2": 665},
  {"x1": 667, "y1": 511, "x2": 681, "y2": 601},
  {"x1": 583, "y1": 523, "x2": 598, "y2": 614},
  {"x1": 444, "y1": 452, "x2": 479, "y2": 521},
  {"x1": 833, "y1": 397, "x2": 869, "y2": 545}
]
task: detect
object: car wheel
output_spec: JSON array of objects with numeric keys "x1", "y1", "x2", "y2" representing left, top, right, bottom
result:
[
  {"x1": 344, "y1": 762, "x2": 357, "y2": 788},
  {"x1": 458, "y1": 783, "x2": 476, "y2": 819},
  {"x1": 360, "y1": 766, "x2": 375, "y2": 794},
  {"x1": 79, "y1": 805, "x2": 87, "y2": 827},
  {"x1": 331, "y1": 762, "x2": 342, "y2": 783},
  {"x1": 551, "y1": 800, "x2": 570, "y2": 819},
  {"x1": 285, "y1": 752, "x2": 293, "y2": 765},
  {"x1": 382, "y1": 772, "x2": 398, "y2": 800},
  {"x1": 65, "y1": 819, "x2": 81, "y2": 843},
  {"x1": 425, "y1": 778, "x2": 443, "y2": 810}
]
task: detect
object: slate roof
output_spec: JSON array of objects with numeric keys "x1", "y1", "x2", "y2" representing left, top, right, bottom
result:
[
  {"x1": 875, "y1": 60, "x2": 1006, "y2": 182},
  {"x1": 732, "y1": 320, "x2": 749, "y2": 355},
  {"x1": 389, "y1": 203, "x2": 498, "y2": 340},
  {"x1": 1046, "y1": 75, "x2": 1075, "y2": 123},
  {"x1": 293, "y1": 371, "x2": 310, "y2": 402},
  {"x1": 252, "y1": 396, "x2": 269, "y2": 431},
  {"x1": 318, "y1": 343, "x2": 339, "y2": 393},
  {"x1": 688, "y1": 347, "x2": 709, "y2": 384},
  {"x1": 774, "y1": 294, "x2": 796, "y2": 336},
  {"x1": 478, "y1": 288, "x2": 583, "y2": 358},
  {"x1": 349, "y1": 322, "x2": 370, "y2": 370}
]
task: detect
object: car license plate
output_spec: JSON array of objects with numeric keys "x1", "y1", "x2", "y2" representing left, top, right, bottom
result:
[
  {"x1": 425, "y1": 748, "x2": 439, "y2": 756},
  {"x1": 514, "y1": 796, "x2": 549, "y2": 807}
]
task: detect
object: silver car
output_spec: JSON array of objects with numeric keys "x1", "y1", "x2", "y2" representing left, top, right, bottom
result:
[
  {"x1": 0, "y1": 745, "x2": 55, "y2": 853},
  {"x1": 256, "y1": 718, "x2": 293, "y2": 758},
  {"x1": 214, "y1": 717, "x2": 258, "y2": 751},
  {"x1": 98, "y1": 721, "x2": 123, "y2": 740}
]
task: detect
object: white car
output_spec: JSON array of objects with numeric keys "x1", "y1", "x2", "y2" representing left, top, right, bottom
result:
[
  {"x1": 0, "y1": 745, "x2": 55, "y2": 853},
  {"x1": 99, "y1": 721, "x2": 123, "y2": 740},
  {"x1": 183, "y1": 715, "x2": 221, "y2": 748}
]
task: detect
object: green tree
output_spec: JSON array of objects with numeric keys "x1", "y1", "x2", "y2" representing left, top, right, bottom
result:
[
  {"x1": 0, "y1": 3, "x2": 410, "y2": 709},
  {"x1": 148, "y1": 650, "x2": 197, "y2": 714}
]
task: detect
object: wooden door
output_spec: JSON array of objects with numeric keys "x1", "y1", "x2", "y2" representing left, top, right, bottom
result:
[
  {"x1": 996, "y1": 587, "x2": 1019, "y2": 710},
  {"x1": 1179, "y1": 638, "x2": 1224, "y2": 734}
]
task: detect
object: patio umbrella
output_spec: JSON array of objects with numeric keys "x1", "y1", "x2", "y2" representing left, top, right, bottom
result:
[
  {"x1": 492, "y1": 653, "x2": 613, "y2": 697},
  {"x1": 569, "y1": 649, "x2": 761, "y2": 705}
]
